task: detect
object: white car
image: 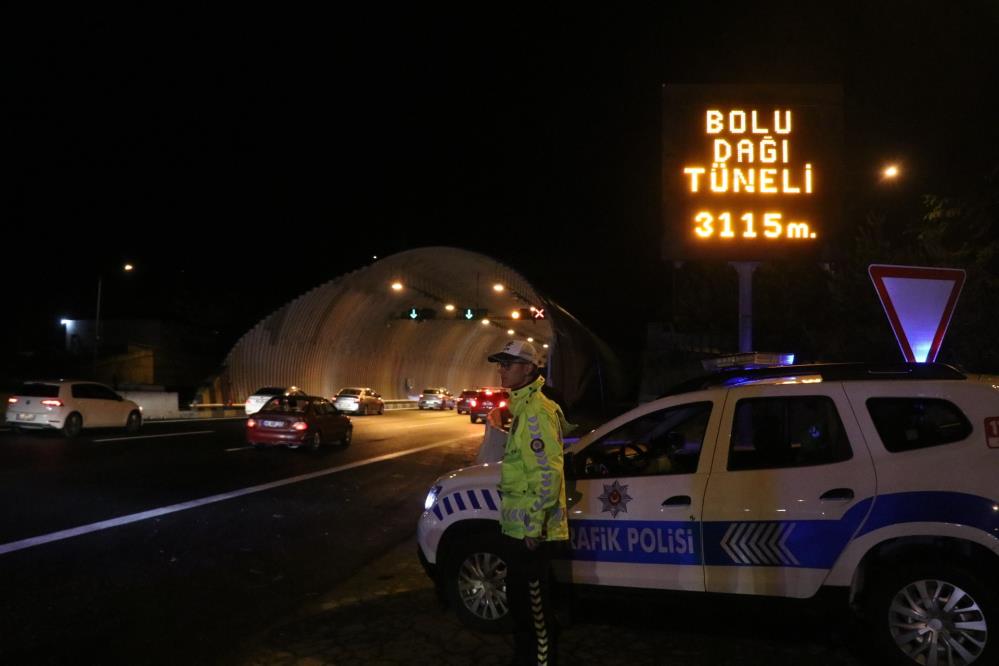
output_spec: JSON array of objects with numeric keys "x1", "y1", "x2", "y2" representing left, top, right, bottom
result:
[
  {"x1": 6, "y1": 380, "x2": 142, "y2": 438},
  {"x1": 417, "y1": 362, "x2": 999, "y2": 665},
  {"x1": 244, "y1": 386, "x2": 306, "y2": 416}
]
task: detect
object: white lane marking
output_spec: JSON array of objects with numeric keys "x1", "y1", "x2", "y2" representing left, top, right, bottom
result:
[
  {"x1": 225, "y1": 446, "x2": 254, "y2": 452},
  {"x1": 0, "y1": 435, "x2": 478, "y2": 556},
  {"x1": 93, "y1": 431, "x2": 216, "y2": 443}
]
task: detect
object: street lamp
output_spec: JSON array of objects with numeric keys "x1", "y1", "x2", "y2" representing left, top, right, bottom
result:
[
  {"x1": 94, "y1": 263, "x2": 135, "y2": 374},
  {"x1": 881, "y1": 164, "x2": 901, "y2": 181}
]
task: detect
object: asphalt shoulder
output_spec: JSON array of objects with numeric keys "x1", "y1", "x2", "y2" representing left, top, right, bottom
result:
[{"x1": 237, "y1": 535, "x2": 866, "y2": 666}]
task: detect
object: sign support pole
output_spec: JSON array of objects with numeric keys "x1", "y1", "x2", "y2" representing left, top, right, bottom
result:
[{"x1": 731, "y1": 262, "x2": 759, "y2": 353}]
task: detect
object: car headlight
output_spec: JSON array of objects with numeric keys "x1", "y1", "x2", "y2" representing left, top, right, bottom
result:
[{"x1": 424, "y1": 484, "x2": 443, "y2": 511}]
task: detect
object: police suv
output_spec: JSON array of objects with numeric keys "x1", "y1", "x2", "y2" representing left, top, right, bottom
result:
[{"x1": 417, "y1": 363, "x2": 999, "y2": 665}]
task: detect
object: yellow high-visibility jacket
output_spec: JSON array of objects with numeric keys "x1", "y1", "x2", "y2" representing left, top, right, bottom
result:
[{"x1": 499, "y1": 376, "x2": 569, "y2": 541}]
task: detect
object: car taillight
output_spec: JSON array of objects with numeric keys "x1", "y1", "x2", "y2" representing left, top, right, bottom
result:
[
  {"x1": 469, "y1": 399, "x2": 477, "y2": 408},
  {"x1": 41, "y1": 399, "x2": 63, "y2": 407},
  {"x1": 292, "y1": 421, "x2": 309, "y2": 431},
  {"x1": 498, "y1": 400, "x2": 507, "y2": 408},
  {"x1": 484, "y1": 390, "x2": 493, "y2": 396},
  {"x1": 7, "y1": 397, "x2": 17, "y2": 404},
  {"x1": 247, "y1": 418, "x2": 258, "y2": 428}
]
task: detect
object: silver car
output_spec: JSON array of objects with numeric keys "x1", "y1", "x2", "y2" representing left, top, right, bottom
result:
[
  {"x1": 245, "y1": 386, "x2": 306, "y2": 416},
  {"x1": 418, "y1": 388, "x2": 454, "y2": 410},
  {"x1": 334, "y1": 387, "x2": 384, "y2": 415}
]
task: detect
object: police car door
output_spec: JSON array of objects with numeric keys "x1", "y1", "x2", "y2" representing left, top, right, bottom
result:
[
  {"x1": 702, "y1": 382, "x2": 876, "y2": 597},
  {"x1": 566, "y1": 397, "x2": 720, "y2": 592}
]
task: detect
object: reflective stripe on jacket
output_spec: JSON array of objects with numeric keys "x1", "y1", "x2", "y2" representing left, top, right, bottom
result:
[{"x1": 499, "y1": 376, "x2": 569, "y2": 541}]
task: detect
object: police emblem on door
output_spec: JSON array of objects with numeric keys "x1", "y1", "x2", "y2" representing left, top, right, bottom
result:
[{"x1": 598, "y1": 480, "x2": 632, "y2": 518}]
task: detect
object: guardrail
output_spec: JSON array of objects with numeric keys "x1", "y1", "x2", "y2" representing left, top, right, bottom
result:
[
  {"x1": 173, "y1": 406, "x2": 248, "y2": 420},
  {"x1": 177, "y1": 400, "x2": 420, "y2": 419},
  {"x1": 383, "y1": 400, "x2": 418, "y2": 411}
]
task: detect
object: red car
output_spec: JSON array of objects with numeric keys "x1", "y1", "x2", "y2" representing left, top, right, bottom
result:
[
  {"x1": 468, "y1": 388, "x2": 510, "y2": 425},
  {"x1": 246, "y1": 395, "x2": 352, "y2": 449},
  {"x1": 455, "y1": 389, "x2": 478, "y2": 415}
]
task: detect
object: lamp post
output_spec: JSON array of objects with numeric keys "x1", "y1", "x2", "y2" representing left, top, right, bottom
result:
[
  {"x1": 93, "y1": 277, "x2": 103, "y2": 374},
  {"x1": 94, "y1": 263, "x2": 134, "y2": 376}
]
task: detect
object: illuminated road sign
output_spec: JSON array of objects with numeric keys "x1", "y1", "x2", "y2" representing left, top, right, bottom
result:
[
  {"x1": 662, "y1": 85, "x2": 843, "y2": 261},
  {"x1": 403, "y1": 308, "x2": 437, "y2": 321},
  {"x1": 458, "y1": 307, "x2": 487, "y2": 321},
  {"x1": 869, "y1": 264, "x2": 966, "y2": 363}
]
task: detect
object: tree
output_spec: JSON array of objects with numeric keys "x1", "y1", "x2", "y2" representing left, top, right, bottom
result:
[{"x1": 824, "y1": 165, "x2": 999, "y2": 371}]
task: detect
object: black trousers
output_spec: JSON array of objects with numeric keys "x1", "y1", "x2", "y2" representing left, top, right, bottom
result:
[{"x1": 503, "y1": 535, "x2": 560, "y2": 666}]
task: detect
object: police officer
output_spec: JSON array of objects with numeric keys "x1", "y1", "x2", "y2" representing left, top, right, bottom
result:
[{"x1": 487, "y1": 340, "x2": 569, "y2": 666}]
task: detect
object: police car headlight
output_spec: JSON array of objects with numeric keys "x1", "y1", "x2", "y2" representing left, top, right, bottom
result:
[{"x1": 424, "y1": 484, "x2": 443, "y2": 511}]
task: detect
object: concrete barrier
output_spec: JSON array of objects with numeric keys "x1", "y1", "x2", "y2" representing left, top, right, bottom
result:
[
  {"x1": 119, "y1": 391, "x2": 180, "y2": 420},
  {"x1": 180, "y1": 407, "x2": 248, "y2": 419},
  {"x1": 383, "y1": 400, "x2": 418, "y2": 411}
]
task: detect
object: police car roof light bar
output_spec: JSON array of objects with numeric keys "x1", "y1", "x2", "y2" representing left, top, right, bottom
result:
[{"x1": 663, "y1": 362, "x2": 966, "y2": 397}]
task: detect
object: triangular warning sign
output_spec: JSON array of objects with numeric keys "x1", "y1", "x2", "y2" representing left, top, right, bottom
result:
[{"x1": 869, "y1": 264, "x2": 966, "y2": 363}]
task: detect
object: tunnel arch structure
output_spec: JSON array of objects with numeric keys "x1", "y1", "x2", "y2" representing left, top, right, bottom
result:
[{"x1": 221, "y1": 247, "x2": 620, "y2": 407}]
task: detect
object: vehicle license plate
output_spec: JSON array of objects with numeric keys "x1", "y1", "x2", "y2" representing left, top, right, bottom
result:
[
  {"x1": 16, "y1": 413, "x2": 35, "y2": 421},
  {"x1": 262, "y1": 420, "x2": 283, "y2": 428}
]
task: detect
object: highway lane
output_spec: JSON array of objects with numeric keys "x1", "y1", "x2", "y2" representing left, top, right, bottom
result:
[
  {"x1": 0, "y1": 410, "x2": 480, "y2": 546},
  {"x1": 0, "y1": 410, "x2": 483, "y2": 665}
]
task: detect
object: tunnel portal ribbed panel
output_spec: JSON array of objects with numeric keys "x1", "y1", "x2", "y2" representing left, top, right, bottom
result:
[{"x1": 223, "y1": 247, "x2": 568, "y2": 402}]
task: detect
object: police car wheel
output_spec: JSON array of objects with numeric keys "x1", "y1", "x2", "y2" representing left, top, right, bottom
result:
[
  {"x1": 443, "y1": 532, "x2": 515, "y2": 633},
  {"x1": 869, "y1": 561, "x2": 996, "y2": 665}
]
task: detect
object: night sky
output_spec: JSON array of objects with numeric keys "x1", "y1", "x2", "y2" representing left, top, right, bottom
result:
[{"x1": 6, "y1": 4, "x2": 999, "y2": 357}]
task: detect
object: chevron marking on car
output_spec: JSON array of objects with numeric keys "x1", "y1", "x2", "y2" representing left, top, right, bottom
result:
[
  {"x1": 720, "y1": 522, "x2": 799, "y2": 565},
  {"x1": 431, "y1": 488, "x2": 499, "y2": 520}
]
